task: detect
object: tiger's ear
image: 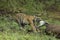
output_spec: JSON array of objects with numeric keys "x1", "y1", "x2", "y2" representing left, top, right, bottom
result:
[{"x1": 34, "y1": 15, "x2": 36, "y2": 18}]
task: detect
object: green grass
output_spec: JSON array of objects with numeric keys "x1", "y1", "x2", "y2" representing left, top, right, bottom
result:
[
  {"x1": 0, "y1": 16, "x2": 60, "y2": 40},
  {"x1": 0, "y1": 31, "x2": 58, "y2": 40},
  {"x1": 0, "y1": 0, "x2": 60, "y2": 40}
]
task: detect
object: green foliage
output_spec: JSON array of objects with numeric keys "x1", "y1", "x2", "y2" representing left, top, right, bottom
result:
[
  {"x1": 0, "y1": 0, "x2": 60, "y2": 15},
  {"x1": 0, "y1": 14, "x2": 60, "y2": 40},
  {"x1": 0, "y1": 0, "x2": 60, "y2": 40},
  {"x1": 0, "y1": 31, "x2": 58, "y2": 40}
]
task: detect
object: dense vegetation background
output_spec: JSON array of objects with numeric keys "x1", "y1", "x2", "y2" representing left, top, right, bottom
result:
[
  {"x1": 0, "y1": 0, "x2": 60, "y2": 20},
  {"x1": 0, "y1": 0, "x2": 60, "y2": 40}
]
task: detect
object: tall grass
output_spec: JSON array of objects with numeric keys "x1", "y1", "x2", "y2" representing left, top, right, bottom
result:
[
  {"x1": 0, "y1": 0, "x2": 60, "y2": 40},
  {"x1": 0, "y1": 15, "x2": 60, "y2": 40}
]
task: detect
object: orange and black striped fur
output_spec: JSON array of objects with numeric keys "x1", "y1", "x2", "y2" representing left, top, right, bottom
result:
[{"x1": 9, "y1": 13, "x2": 41, "y2": 32}]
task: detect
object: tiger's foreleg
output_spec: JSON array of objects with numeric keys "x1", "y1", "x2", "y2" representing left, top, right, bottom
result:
[{"x1": 29, "y1": 19, "x2": 37, "y2": 33}]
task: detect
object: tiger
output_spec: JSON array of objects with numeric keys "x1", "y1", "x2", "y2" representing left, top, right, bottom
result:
[{"x1": 9, "y1": 13, "x2": 41, "y2": 32}]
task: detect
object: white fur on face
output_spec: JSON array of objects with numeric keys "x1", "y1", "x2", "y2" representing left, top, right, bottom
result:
[{"x1": 38, "y1": 21, "x2": 45, "y2": 26}]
